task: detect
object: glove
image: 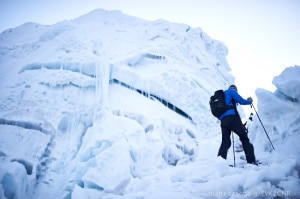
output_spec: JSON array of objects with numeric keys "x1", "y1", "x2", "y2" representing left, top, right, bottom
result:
[{"x1": 247, "y1": 97, "x2": 253, "y2": 103}]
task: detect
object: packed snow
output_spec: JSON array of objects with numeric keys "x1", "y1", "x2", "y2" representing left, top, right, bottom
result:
[{"x1": 0, "y1": 9, "x2": 299, "y2": 199}]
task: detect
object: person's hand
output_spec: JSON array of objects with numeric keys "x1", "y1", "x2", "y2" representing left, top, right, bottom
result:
[{"x1": 247, "y1": 97, "x2": 253, "y2": 103}]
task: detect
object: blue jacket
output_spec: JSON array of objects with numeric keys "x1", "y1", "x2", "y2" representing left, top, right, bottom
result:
[{"x1": 218, "y1": 89, "x2": 252, "y2": 120}]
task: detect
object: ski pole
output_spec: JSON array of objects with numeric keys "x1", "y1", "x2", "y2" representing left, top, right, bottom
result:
[
  {"x1": 232, "y1": 132, "x2": 236, "y2": 167},
  {"x1": 251, "y1": 104, "x2": 275, "y2": 150}
]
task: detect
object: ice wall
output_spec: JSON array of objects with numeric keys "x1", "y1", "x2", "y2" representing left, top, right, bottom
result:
[
  {"x1": 250, "y1": 66, "x2": 300, "y2": 191},
  {"x1": 0, "y1": 9, "x2": 236, "y2": 198},
  {"x1": 252, "y1": 66, "x2": 300, "y2": 152}
]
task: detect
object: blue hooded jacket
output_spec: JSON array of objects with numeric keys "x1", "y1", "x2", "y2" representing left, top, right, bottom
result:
[{"x1": 218, "y1": 88, "x2": 252, "y2": 120}]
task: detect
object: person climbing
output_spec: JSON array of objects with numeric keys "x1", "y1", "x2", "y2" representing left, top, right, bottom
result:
[{"x1": 217, "y1": 85, "x2": 256, "y2": 165}]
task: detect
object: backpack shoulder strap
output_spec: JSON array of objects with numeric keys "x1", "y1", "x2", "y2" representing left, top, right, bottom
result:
[{"x1": 231, "y1": 99, "x2": 239, "y2": 115}]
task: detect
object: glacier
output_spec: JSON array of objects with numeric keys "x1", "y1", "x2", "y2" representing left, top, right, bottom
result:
[{"x1": 0, "y1": 9, "x2": 299, "y2": 199}]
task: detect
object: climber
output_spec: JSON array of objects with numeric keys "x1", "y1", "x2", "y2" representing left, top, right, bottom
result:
[{"x1": 217, "y1": 85, "x2": 256, "y2": 165}]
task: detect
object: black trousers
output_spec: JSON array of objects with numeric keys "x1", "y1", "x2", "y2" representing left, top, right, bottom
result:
[{"x1": 218, "y1": 115, "x2": 256, "y2": 163}]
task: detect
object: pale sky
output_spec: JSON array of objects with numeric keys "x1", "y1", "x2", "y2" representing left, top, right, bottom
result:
[{"x1": 1, "y1": 0, "x2": 300, "y2": 100}]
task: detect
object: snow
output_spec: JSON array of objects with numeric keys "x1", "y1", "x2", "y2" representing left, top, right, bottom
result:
[{"x1": 0, "y1": 8, "x2": 299, "y2": 199}]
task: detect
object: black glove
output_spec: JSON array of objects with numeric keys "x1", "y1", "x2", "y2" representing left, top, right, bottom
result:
[{"x1": 247, "y1": 97, "x2": 253, "y2": 103}]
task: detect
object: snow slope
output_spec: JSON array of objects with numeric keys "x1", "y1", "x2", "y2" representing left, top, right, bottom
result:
[{"x1": 0, "y1": 9, "x2": 299, "y2": 198}]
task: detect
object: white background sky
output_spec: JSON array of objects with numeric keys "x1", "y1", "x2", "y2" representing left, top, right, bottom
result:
[{"x1": 1, "y1": 0, "x2": 300, "y2": 100}]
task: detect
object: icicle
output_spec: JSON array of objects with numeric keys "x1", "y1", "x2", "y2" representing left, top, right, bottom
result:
[
  {"x1": 94, "y1": 61, "x2": 109, "y2": 107},
  {"x1": 93, "y1": 61, "x2": 110, "y2": 123}
]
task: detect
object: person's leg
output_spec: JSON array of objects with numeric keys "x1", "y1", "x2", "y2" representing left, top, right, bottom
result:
[
  {"x1": 231, "y1": 116, "x2": 256, "y2": 163},
  {"x1": 218, "y1": 125, "x2": 232, "y2": 159}
]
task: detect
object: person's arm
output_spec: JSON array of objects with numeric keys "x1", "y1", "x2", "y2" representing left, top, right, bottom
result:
[{"x1": 230, "y1": 90, "x2": 252, "y2": 105}]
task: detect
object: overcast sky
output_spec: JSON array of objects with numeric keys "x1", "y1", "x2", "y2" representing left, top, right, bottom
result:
[{"x1": 1, "y1": 0, "x2": 300, "y2": 98}]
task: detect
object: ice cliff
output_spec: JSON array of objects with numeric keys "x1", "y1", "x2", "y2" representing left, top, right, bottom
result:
[{"x1": 0, "y1": 9, "x2": 299, "y2": 199}]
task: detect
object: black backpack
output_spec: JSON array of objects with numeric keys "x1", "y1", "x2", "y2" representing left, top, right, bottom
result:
[{"x1": 209, "y1": 90, "x2": 233, "y2": 118}]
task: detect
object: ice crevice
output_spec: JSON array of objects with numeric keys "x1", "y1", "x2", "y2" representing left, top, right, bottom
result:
[
  {"x1": 110, "y1": 78, "x2": 193, "y2": 122},
  {"x1": 35, "y1": 135, "x2": 56, "y2": 182},
  {"x1": 0, "y1": 116, "x2": 57, "y2": 182},
  {"x1": 10, "y1": 159, "x2": 33, "y2": 175},
  {"x1": 38, "y1": 81, "x2": 95, "y2": 91},
  {"x1": 274, "y1": 89, "x2": 299, "y2": 103},
  {"x1": 0, "y1": 118, "x2": 53, "y2": 135}
]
